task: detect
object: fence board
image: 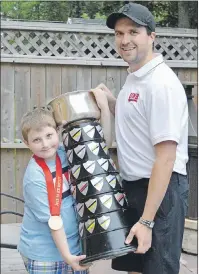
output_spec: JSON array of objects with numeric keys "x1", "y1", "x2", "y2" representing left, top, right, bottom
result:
[
  {"x1": 46, "y1": 66, "x2": 62, "y2": 103},
  {"x1": 76, "y1": 66, "x2": 91, "y2": 90},
  {"x1": 91, "y1": 67, "x2": 107, "y2": 88},
  {"x1": 190, "y1": 70, "x2": 198, "y2": 100},
  {"x1": 120, "y1": 68, "x2": 128, "y2": 90},
  {"x1": 61, "y1": 66, "x2": 77, "y2": 94},
  {"x1": 106, "y1": 67, "x2": 121, "y2": 98},
  {"x1": 1, "y1": 149, "x2": 16, "y2": 223},
  {"x1": 1, "y1": 61, "x2": 197, "y2": 223},
  {"x1": 15, "y1": 149, "x2": 32, "y2": 222},
  {"x1": 14, "y1": 65, "x2": 31, "y2": 139},
  {"x1": 106, "y1": 68, "x2": 121, "y2": 143},
  {"x1": 1, "y1": 64, "x2": 15, "y2": 142},
  {"x1": 30, "y1": 65, "x2": 46, "y2": 108}
]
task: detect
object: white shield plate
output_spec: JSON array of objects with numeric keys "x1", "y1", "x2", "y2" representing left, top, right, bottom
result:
[
  {"x1": 66, "y1": 149, "x2": 73, "y2": 164},
  {"x1": 100, "y1": 142, "x2": 108, "y2": 154},
  {"x1": 71, "y1": 164, "x2": 81, "y2": 179},
  {"x1": 87, "y1": 142, "x2": 100, "y2": 156},
  {"x1": 83, "y1": 160, "x2": 95, "y2": 174},
  {"x1": 70, "y1": 128, "x2": 81, "y2": 142},
  {"x1": 96, "y1": 125, "x2": 104, "y2": 138},
  {"x1": 85, "y1": 219, "x2": 95, "y2": 234},
  {"x1": 79, "y1": 222, "x2": 84, "y2": 237},
  {"x1": 85, "y1": 198, "x2": 97, "y2": 213},
  {"x1": 90, "y1": 176, "x2": 103, "y2": 191},
  {"x1": 74, "y1": 144, "x2": 86, "y2": 159},
  {"x1": 76, "y1": 203, "x2": 84, "y2": 217},
  {"x1": 77, "y1": 181, "x2": 88, "y2": 196},
  {"x1": 62, "y1": 132, "x2": 69, "y2": 146},
  {"x1": 114, "y1": 192, "x2": 125, "y2": 206},
  {"x1": 83, "y1": 125, "x2": 95, "y2": 138},
  {"x1": 106, "y1": 174, "x2": 116, "y2": 188},
  {"x1": 98, "y1": 215, "x2": 111, "y2": 230},
  {"x1": 100, "y1": 194, "x2": 112, "y2": 209},
  {"x1": 109, "y1": 159, "x2": 116, "y2": 169},
  {"x1": 116, "y1": 175, "x2": 122, "y2": 187},
  {"x1": 97, "y1": 158, "x2": 109, "y2": 171}
]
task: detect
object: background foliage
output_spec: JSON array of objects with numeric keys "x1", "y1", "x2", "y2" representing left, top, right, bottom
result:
[{"x1": 1, "y1": 1, "x2": 198, "y2": 28}]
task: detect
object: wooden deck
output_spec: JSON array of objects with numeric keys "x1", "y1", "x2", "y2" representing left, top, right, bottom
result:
[{"x1": 1, "y1": 223, "x2": 197, "y2": 274}]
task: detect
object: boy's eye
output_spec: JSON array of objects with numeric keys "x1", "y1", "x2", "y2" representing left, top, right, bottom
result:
[
  {"x1": 47, "y1": 133, "x2": 53, "y2": 138},
  {"x1": 33, "y1": 138, "x2": 40, "y2": 143}
]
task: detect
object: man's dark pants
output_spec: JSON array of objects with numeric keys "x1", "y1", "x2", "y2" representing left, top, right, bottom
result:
[{"x1": 112, "y1": 172, "x2": 189, "y2": 274}]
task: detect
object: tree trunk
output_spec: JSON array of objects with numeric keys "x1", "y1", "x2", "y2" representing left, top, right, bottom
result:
[{"x1": 178, "y1": 2, "x2": 190, "y2": 28}]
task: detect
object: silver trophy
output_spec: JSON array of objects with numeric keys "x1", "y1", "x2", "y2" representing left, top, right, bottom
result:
[{"x1": 48, "y1": 90, "x2": 137, "y2": 265}]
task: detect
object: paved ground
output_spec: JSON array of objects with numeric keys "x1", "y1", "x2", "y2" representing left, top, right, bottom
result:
[
  {"x1": 1, "y1": 223, "x2": 197, "y2": 273},
  {"x1": 1, "y1": 248, "x2": 197, "y2": 274}
]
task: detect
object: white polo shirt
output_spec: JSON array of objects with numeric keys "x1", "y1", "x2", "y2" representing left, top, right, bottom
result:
[{"x1": 115, "y1": 54, "x2": 188, "y2": 181}]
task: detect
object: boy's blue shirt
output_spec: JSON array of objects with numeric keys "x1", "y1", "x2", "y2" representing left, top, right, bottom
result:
[{"x1": 18, "y1": 145, "x2": 81, "y2": 261}]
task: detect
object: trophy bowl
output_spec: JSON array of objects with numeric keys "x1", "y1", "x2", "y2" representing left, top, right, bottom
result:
[{"x1": 48, "y1": 90, "x2": 101, "y2": 126}]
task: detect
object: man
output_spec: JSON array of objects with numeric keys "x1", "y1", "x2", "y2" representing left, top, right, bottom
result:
[{"x1": 92, "y1": 3, "x2": 189, "y2": 274}]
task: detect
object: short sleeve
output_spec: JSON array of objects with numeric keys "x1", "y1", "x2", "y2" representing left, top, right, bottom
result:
[
  {"x1": 23, "y1": 169, "x2": 50, "y2": 223},
  {"x1": 146, "y1": 82, "x2": 187, "y2": 146},
  {"x1": 57, "y1": 144, "x2": 69, "y2": 167}
]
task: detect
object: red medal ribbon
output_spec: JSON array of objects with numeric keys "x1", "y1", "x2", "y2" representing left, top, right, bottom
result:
[{"x1": 33, "y1": 153, "x2": 63, "y2": 216}]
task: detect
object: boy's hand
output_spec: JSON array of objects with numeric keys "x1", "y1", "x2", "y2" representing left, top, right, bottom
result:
[
  {"x1": 90, "y1": 88, "x2": 109, "y2": 111},
  {"x1": 66, "y1": 254, "x2": 92, "y2": 271}
]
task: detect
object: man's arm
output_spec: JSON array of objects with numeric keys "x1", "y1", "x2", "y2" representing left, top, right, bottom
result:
[
  {"x1": 90, "y1": 88, "x2": 112, "y2": 148},
  {"x1": 142, "y1": 140, "x2": 177, "y2": 221},
  {"x1": 125, "y1": 140, "x2": 177, "y2": 254},
  {"x1": 94, "y1": 83, "x2": 117, "y2": 116}
]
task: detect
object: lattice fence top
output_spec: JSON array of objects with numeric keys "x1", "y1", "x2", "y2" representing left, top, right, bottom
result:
[{"x1": 1, "y1": 21, "x2": 198, "y2": 61}]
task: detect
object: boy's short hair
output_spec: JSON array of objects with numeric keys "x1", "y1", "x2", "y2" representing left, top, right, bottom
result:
[{"x1": 21, "y1": 106, "x2": 56, "y2": 142}]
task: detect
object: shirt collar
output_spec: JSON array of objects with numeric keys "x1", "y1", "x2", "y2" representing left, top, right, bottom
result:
[{"x1": 127, "y1": 54, "x2": 164, "y2": 77}]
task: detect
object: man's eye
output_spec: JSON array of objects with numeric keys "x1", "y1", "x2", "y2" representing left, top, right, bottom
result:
[
  {"x1": 115, "y1": 32, "x2": 122, "y2": 36},
  {"x1": 130, "y1": 30, "x2": 137, "y2": 35},
  {"x1": 33, "y1": 138, "x2": 40, "y2": 143}
]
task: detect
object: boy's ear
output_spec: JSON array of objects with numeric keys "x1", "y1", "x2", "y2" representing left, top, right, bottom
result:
[{"x1": 23, "y1": 140, "x2": 29, "y2": 147}]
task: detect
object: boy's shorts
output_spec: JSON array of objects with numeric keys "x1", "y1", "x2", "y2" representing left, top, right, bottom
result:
[
  {"x1": 21, "y1": 254, "x2": 89, "y2": 274},
  {"x1": 112, "y1": 172, "x2": 189, "y2": 274}
]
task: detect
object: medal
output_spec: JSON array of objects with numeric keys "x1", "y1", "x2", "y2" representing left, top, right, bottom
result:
[
  {"x1": 48, "y1": 215, "x2": 63, "y2": 230},
  {"x1": 34, "y1": 154, "x2": 63, "y2": 230}
]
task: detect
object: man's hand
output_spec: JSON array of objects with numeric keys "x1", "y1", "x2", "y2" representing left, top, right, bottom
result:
[
  {"x1": 94, "y1": 83, "x2": 115, "y2": 102},
  {"x1": 90, "y1": 88, "x2": 109, "y2": 110},
  {"x1": 92, "y1": 83, "x2": 116, "y2": 116},
  {"x1": 66, "y1": 254, "x2": 91, "y2": 271},
  {"x1": 125, "y1": 222, "x2": 152, "y2": 254}
]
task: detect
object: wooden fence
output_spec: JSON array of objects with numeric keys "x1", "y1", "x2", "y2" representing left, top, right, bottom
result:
[{"x1": 1, "y1": 21, "x2": 198, "y2": 223}]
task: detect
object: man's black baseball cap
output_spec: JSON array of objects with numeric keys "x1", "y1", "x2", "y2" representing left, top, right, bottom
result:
[{"x1": 106, "y1": 3, "x2": 156, "y2": 32}]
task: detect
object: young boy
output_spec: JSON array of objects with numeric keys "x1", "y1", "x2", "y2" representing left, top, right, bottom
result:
[{"x1": 18, "y1": 107, "x2": 90, "y2": 274}]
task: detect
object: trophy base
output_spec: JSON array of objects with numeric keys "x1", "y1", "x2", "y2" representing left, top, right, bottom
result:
[
  {"x1": 79, "y1": 228, "x2": 137, "y2": 266},
  {"x1": 80, "y1": 245, "x2": 136, "y2": 266}
]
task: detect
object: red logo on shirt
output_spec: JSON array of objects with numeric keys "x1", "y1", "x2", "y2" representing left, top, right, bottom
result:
[{"x1": 128, "y1": 93, "x2": 139, "y2": 102}]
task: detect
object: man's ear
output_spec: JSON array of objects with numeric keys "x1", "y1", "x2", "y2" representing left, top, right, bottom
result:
[{"x1": 150, "y1": 32, "x2": 156, "y2": 43}]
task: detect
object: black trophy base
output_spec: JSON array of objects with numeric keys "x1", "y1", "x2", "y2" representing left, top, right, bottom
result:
[{"x1": 80, "y1": 228, "x2": 137, "y2": 266}]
